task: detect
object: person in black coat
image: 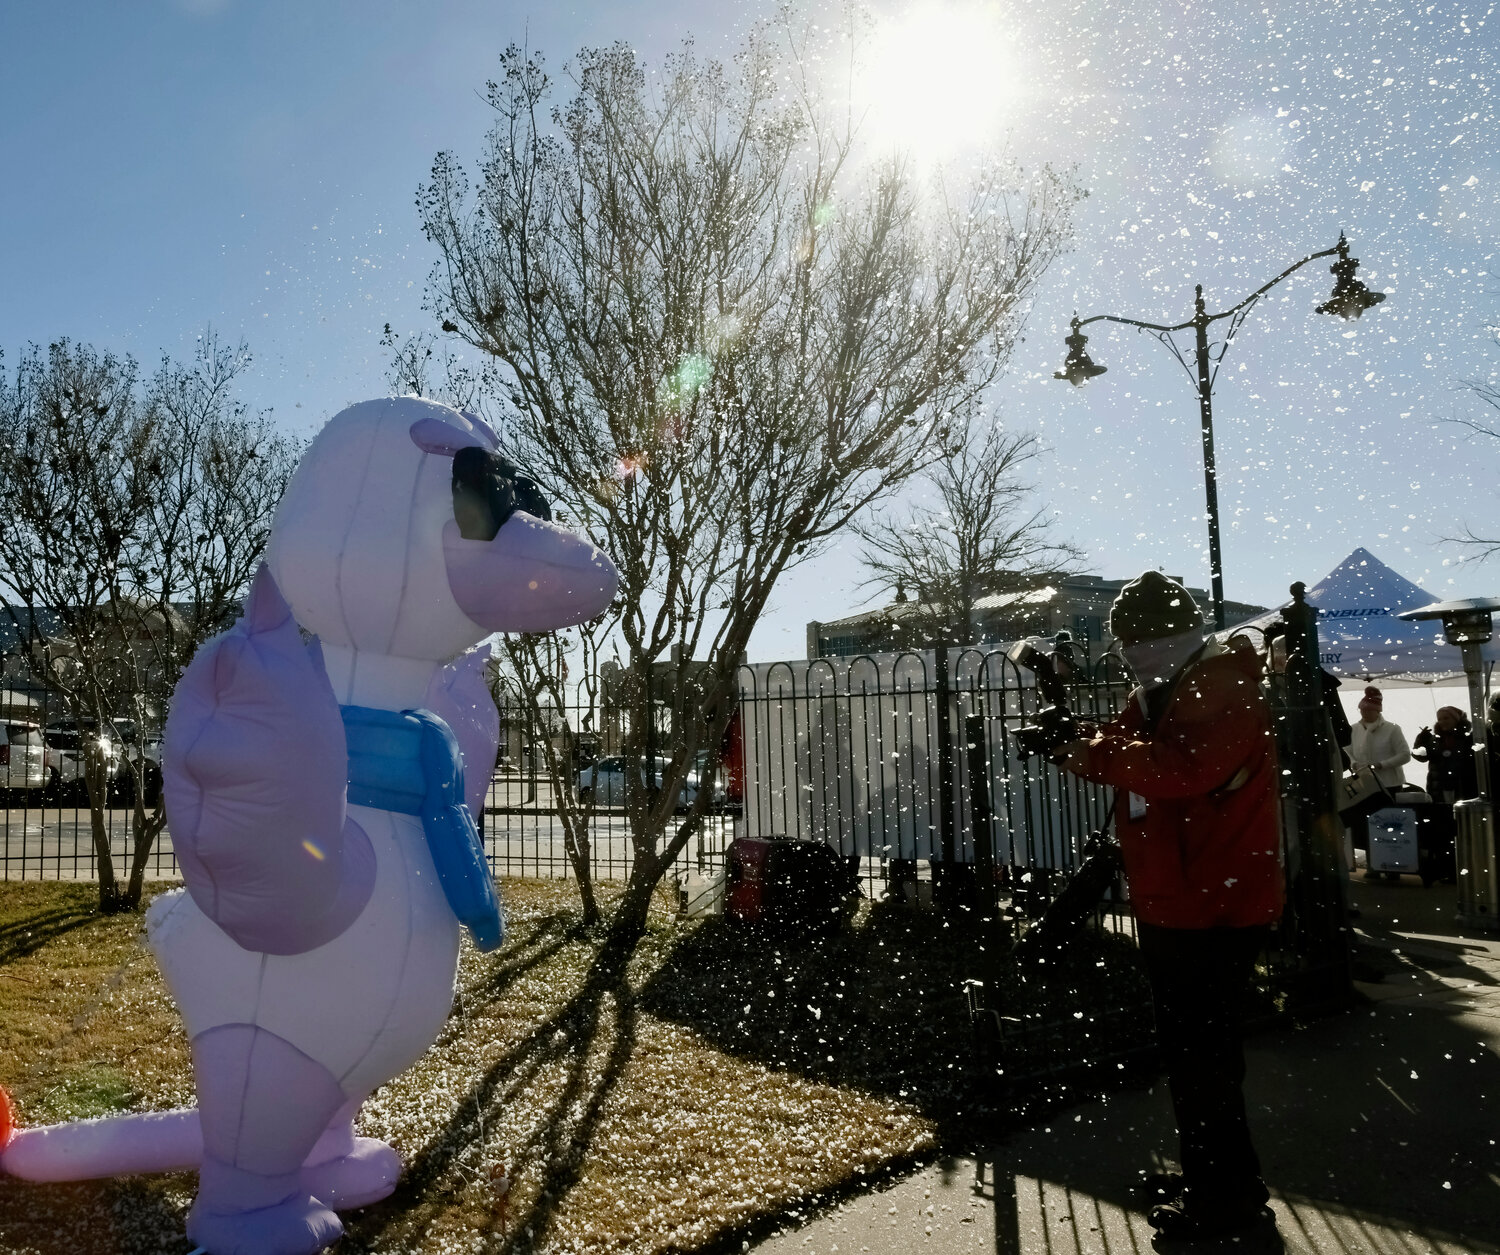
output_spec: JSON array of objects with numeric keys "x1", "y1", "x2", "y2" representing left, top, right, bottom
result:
[
  {"x1": 1412, "y1": 706, "x2": 1478, "y2": 803},
  {"x1": 1412, "y1": 706, "x2": 1476, "y2": 885},
  {"x1": 1488, "y1": 693, "x2": 1500, "y2": 796}
]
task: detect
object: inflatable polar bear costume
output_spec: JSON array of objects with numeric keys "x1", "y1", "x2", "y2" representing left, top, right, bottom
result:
[{"x1": 0, "y1": 398, "x2": 618, "y2": 1255}]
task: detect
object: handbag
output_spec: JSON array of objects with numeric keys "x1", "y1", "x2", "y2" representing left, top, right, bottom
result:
[{"x1": 1337, "y1": 764, "x2": 1393, "y2": 817}]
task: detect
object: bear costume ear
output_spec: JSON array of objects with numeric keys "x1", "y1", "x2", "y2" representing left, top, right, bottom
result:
[{"x1": 163, "y1": 564, "x2": 373, "y2": 954}]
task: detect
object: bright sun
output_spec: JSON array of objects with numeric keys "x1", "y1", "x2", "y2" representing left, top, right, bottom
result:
[{"x1": 856, "y1": 2, "x2": 1024, "y2": 161}]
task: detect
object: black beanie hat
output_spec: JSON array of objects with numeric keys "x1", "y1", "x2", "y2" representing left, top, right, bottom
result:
[{"x1": 1110, "y1": 571, "x2": 1204, "y2": 643}]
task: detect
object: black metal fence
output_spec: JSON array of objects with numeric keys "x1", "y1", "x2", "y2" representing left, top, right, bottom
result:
[
  {"x1": 0, "y1": 695, "x2": 177, "y2": 881},
  {"x1": 0, "y1": 799, "x2": 166, "y2": 881},
  {"x1": 1, "y1": 644, "x2": 1132, "y2": 898},
  {"x1": 2, "y1": 638, "x2": 1344, "y2": 1096},
  {"x1": 0, "y1": 638, "x2": 1321, "y2": 1009},
  {"x1": 0, "y1": 765, "x2": 741, "y2": 885},
  {"x1": 735, "y1": 646, "x2": 1134, "y2": 897},
  {"x1": 477, "y1": 761, "x2": 740, "y2": 884}
]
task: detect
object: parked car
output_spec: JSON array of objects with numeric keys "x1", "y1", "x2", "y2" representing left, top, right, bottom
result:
[
  {"x1": 691, "y1": 750, "x2": 731, "y2": 813},
  {"x1": 575, "y1": 756, "x2": 711, "y2": 811},
  {"x1": 0, "y1": 721, "x2": 50, "y2": 797},
  {"x1": 110, "y1": 719, "x2": 164, "y2": 806},
  {"x1": 44, "y1": 720, "x2": 122, "y2": 802}
]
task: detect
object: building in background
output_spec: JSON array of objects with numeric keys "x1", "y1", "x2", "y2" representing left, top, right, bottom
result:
[{"x1": 806, "y1": 574, "x2": 1264, "y2": 660}]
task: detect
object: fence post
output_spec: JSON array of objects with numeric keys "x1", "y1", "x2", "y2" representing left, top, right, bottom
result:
[
  {"x1": 1279, "y1": 581, "x2": 1354, "y2": 1009},
  {"x1": 966, "y1": 712, "x2": 997, "y2": 908},
  {"x1": 933, "y1": 641, "x2": 959, "y2": 909}
]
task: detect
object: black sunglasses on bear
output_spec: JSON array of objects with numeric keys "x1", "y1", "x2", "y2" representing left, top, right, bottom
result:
[{"x1": 452, "y1": 446, "x2": 552, "y2": 541}]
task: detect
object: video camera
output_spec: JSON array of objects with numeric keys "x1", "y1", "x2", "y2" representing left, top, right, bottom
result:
[{"x1": 1008, "y1": 631, "x2": 1081, "y2": 759}]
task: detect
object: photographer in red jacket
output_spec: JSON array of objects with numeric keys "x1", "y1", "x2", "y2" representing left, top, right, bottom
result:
[{"x1": 1055, "y1": 571, "x2": 1282, "y2": 1242}]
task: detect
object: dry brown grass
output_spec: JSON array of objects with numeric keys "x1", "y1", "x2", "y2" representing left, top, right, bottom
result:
[
  {"x1": 0, "y1": 880, "x2": 942, "y2": 1255},
  {"x1": 0, "y1": 878, "x2": 1150, "y2": 1254},
  {"x1": 0, "y1": 881, "x2": 195, "y2": 1123},
  {"x1": 0, "y1": 881, "x2": 197, "y2": 1253}
]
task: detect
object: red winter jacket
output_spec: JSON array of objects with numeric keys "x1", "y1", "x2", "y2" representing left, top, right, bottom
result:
[{"x1": 1074, "y1": 642, "x2": 1284, "y2": 930}]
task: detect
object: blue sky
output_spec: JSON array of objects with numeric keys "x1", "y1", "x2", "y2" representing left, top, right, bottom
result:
[
  {"x1": 0, "y1": 0, "x2": 716, "y2": 429},
  {"x1": 3, "y1": 1, "x2": 1498, "y2": 660}
]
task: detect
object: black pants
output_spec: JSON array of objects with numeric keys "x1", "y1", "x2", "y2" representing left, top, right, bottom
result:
[{"x1": 1138, "y1": 922, "x2": 1271, "y2": 1207}]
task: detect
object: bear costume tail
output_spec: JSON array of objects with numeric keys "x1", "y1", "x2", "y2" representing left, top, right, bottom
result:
[
  {"x1": 0, "y1": 1096, "x2": 201, "y2": 1181},
  {"x1": 0, "y1": 1087, "x2": 399, "y2": 1213}
]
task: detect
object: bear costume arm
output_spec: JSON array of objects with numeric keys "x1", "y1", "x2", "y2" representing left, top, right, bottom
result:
[{"x1": 163, "y1": 565, "x2": 373, "y2": 955}]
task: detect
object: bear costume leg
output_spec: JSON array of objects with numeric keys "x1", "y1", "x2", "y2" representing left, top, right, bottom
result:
[
  {"x1": 300, "y1": 1096, "x2": 403, "y2": 1210},
  {"x1": 187, "y1": 1024, "x2": 346, "y2": 1255}
]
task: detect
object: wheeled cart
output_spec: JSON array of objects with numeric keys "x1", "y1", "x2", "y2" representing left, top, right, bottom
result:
[{"x1": 1366, "y1": 806, "x2": 1421, "y2": 880}]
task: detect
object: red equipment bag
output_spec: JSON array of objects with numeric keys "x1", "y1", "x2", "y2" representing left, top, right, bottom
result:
[{"x1": 725, "y1": 836, "x2": 858, "y2": 934}]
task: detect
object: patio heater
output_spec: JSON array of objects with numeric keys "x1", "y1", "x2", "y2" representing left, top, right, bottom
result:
[{"x1": 1398, "y1": 597, "x2": 1500, "y2": 930}]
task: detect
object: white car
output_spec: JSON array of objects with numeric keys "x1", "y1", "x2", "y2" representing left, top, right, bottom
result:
[
  {"x1": 44, "y1": 721, "x2": 122, "y2": 801},
  {"x1": 1, "y1": 721, "x2": 50, "y2": 795},
  {"x1": 575, "y1": 756, "x2": 705, "y2": 810}
]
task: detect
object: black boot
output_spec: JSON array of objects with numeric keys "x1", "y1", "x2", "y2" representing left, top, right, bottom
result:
[
  {"x1": 1148, "y1": 1186, "x2": 1273, "y2": 1243},
  {"x1": 1135, "y1": 1171, "x2": 1184, "y2": 1205}
]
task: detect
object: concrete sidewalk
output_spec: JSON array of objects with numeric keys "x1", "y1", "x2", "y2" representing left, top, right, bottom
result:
[{"x1": 754, "y1": 877, "x2": 1500, "y2": 1254}]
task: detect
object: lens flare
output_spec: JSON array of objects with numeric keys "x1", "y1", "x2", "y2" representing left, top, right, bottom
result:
[{"x1": 658, "y1": 354, "x2": 714, "y2": 408}]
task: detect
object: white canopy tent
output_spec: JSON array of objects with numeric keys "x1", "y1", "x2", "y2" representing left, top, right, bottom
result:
[
  {"x1": 1225, "y1": 548, "x2": 1498, "y2": 778},
  {"x1": 1226, "y1": 547, "x2": 1500, "y2": 683}
]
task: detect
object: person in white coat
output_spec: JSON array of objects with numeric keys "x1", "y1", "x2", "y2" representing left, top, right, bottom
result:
[{"x1": 1349, "y1": 685, "x2": 1410, "y2": 790}]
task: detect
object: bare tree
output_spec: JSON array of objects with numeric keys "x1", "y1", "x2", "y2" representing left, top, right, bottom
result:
[
  {"x1": 0, "y1": 335, "x2": 300, "y2": 912},
  {"x1": 378, "y1": 325, "x2": 616, "y2": 922},
  {"x1": 378, "y1": 323, "x2": 495, "y2": 411},
  {"x1": 853, "y1": 424, "x2": 1083, "y2": 646},
  {"x1": 491, "y1": 626, "x2": 611, "y2": 923},
  {"x1": 1448, "y1": 329, "x2": 1500, "y2": 559},
  {"x1": 419, "y1": 26, "x2": 1077, "y2": 944}
]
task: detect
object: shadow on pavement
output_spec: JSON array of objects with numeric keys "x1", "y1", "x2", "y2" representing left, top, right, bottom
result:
[
  {"x1": 753, "y1": 879, "x2": 1500, "y2": 1255},
  {"x1": 980, "y1": 880, "x2": 1500, "y2": 1250},
  {"x1": 965, "y1": 980, "x2": 1500, "y2": 1253}
]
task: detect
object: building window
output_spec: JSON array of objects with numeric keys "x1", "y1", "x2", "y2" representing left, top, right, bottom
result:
[
  {"x1": 1072, "y1": 614, "x2": 1104, "y2": 642},
  {"x1": 819, "y1": 635, "x2": 864, "y2": 658}
]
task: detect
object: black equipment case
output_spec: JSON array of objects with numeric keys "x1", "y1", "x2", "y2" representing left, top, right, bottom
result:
[{"x1": 724, "y1": 836, "x2": 859, "y2": 934}]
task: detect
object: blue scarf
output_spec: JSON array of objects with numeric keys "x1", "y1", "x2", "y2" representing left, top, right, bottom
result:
[{"x1": 339, "y1": 704, "x2": 503, "y2": 953}]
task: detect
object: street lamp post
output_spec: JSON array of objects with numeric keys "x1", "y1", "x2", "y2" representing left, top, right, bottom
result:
[{"x1": 1055, "y1": 233, "x2": 1387, "y2": 631}]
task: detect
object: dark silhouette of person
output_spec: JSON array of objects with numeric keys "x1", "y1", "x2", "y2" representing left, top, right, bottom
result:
[{"x1": 1055, "y1": 572, "x2": 1279, "y2": 1243}]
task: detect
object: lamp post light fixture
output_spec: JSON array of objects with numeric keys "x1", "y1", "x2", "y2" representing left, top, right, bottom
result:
[
  {"x1": 1056, "y1": 232, "x2": 1388, "y2": 631},
  {"x1": 1315, "y1": 235, "x2": 1388, "y2": 321},
  {"x1": 1054, "y1": 320, "x2": 1108, "y2": 386}
]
